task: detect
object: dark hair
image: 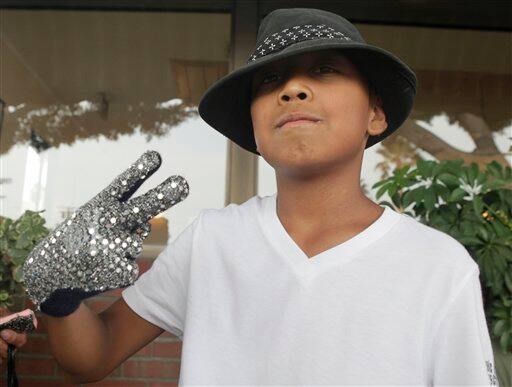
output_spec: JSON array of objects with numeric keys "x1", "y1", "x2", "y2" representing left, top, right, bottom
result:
[{"x1": 368, "y1": 82, "x2": 380, "y2": 108}]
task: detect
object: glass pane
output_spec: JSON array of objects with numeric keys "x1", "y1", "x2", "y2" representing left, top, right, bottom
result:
[
  {"x1": 257, "y1": 23, "x2": 511, "y2": 201},
  {"x1": 1, "y1": 9, "x2": 231, "y2": 246}
]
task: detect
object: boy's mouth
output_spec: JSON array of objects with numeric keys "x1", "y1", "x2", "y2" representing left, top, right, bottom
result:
[
  {"x1": 276, "y1": 112, "x2": 322, "y2": 128},
  {"x1": 279, "y1": 120, "x2": 321, "y2": 129}
]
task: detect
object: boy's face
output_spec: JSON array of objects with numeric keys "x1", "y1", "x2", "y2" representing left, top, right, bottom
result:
[{"x1": 250, "y1": 49, "x2": 387, "y2": 177}]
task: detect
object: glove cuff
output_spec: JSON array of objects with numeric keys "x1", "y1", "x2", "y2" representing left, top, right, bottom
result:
[{"x1": 40, "y1": 288, "x2": 102, "y2": 317}]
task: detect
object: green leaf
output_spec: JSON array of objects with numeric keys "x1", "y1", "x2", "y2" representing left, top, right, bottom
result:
[
  {"x1": 449, "y1": 188, "x2": 467, "y2": 202},
  {"x1": 477, "y1": 225, "x2": 489, "y2": 241},
  {"x1": 376, "y1": 182, "x2": 392, "y2": 200},
  {"x1": 493, "y1": 320, "x2": 506, "y2": 336},
  {"x1": 372, "y1": 178, "x2": 392, "y2": 189},
  {"x1": 8, "y1": 248, "x2": 29, "y2": 265},
  {"x1": 424, "y1": 188, "x2": 437, "y2": 212},
  {"x1": 458, "y1": 236, "x2": 483, "y2": 245},
  {"x1": 466, "y1": 162, "x2": 479, "y2": 183},
  {"x1": 15, "y1": 233, "x2": 31, "y2": 249},
  {"x1": 499, "y1": 330, "x2": 510, "y2": 352},
  {"x1": 504, "y1": 272, "x2": 512, "y2": 293},
  {"x1": 412, "y1": 187, "x2": 426, "y2": 203},
  {"x1": 437, "y1": 173, "x2": 460, "y2": 189},
  {"x1": 391, "y1": 191, "x2": 401, "y2": 207},
  {"x1": 486, "y1": 160, "x2": 503, "y2": 178},
  {"x1": 416, "y1": 159, "x2": 436, "y2": 178},
  {"x1": 433, "y1": 183, "x2": 451, "y2": 202},
  {"x1": 472, "y1": 196, "x2": 484, "y2": 217},
  {"x1": 0, "y1": 291, "x2": 9, "y2": 302},
  {"x1": 442, "y1": 159, "x2": 465, "y2": 176},
  {"x1": 388, "y1": 183, "x2": 398, "y2": 199},
  {"x1": 12, "y1": 266, "x2": 24, "y2": 283},
  {"x1": 402, "y1": 190, "x2": 415, "y2": 208}
]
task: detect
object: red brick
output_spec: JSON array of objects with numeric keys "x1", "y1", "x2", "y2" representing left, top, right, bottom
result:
[
  {"x1": 105, "y1": 364, "x2": 123, "y2": 377},
  {"x1": 153, "y1": 341, "x2": 182, "y2": 358},
  {"x1": 55, "y1": 363, "x2": 79, "y2": 379},
  {"x1": 24, "y1": 297, "x2": 37, "y2": 310},
  {"x1": 148, "y1": 382, "x2": 179, "y2": 387},
  {"x1": 123, "y1": 359, "x2": 180, "y2": 378},
  {"x1": 15, "y1": 378, "x2": 76, "y2": 387},
  {"x1": 87, "y1": 381, "x2": 146, "y2": 387},
  {"x1": 134, "y1": 342, "x2": 152, "y2": 357},
  {"x1": 19, "y1": 334, "x2": 52, "y2": 355},
  {"x1": 54, "y1": 363, "x2": 122, "y2": 379},
  {"x1": 15, "y1": 357, "x2": 55, "y2": 376}
]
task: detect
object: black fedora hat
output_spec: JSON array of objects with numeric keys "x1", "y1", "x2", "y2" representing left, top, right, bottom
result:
[{"x1": 198, "y1": 8, "x2": 418, "y2": 155}]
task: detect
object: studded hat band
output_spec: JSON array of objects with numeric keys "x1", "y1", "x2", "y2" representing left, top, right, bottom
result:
[{"x1": 248, "y1": 24, "x2": 352, "y2": 63}]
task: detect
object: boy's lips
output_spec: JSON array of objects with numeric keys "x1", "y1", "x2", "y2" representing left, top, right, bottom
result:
[
  {"x1": 279, "y1": 120, "x2": 321, "y2": 129},
  {"x1": 276, "y1": 112, "x2": 322, "y2": 128}
]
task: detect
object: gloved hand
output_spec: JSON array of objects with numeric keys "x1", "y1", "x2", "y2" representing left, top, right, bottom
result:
[{"x1": 22, "y1": 150, "x2": 189, "y2": 317}]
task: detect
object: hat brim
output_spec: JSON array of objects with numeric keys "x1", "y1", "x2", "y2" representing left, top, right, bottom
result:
[{"x1": 198, "y1": 38, "x2": 417, "y2": 155}]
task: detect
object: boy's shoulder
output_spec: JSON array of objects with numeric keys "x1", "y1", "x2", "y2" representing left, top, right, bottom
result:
[
  {"x1": 196, "y1": 194, "x2": 265, "y2": 224},
  {"x1": 394, "y1": 210, "x2": 478, "y2": 271}
]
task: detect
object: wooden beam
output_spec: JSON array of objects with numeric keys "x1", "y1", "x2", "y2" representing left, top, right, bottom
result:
[
  {"x1": 0, "y1": 0, "x2": 232, "y2": 13},
  {"x1": 258, "y1": 0, "x2": 512, "y2": 31},
  {"x1": 225, "y1": 0, "x2": 259, "y2": 206}
]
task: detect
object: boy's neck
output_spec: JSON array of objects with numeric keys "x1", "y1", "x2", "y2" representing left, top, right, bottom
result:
[{"x1": 274, "y1": 164, "x2": 382, "y2": 234}]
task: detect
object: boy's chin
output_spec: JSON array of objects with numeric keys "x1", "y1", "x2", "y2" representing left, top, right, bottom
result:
[{"x1": 273, "y1": 156, "x2": 345, "y2": 179}]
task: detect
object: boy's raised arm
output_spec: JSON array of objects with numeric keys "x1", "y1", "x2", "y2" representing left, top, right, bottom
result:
[
  {"x1": 21, "y1": 150, "x2": 189, "y2": 382},
  {"x1": 45, "y1": 298, "x2": 163, "y2": 383}
]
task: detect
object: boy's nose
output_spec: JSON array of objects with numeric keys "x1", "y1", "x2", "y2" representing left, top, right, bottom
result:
[{"x1": 278, "y1": 80, "x2": 312, "y2": 103}]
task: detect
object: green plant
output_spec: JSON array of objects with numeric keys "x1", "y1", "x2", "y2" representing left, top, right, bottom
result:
[
  {"x1": 0, "y1": 210, "x2": 50, "y2": 309},
  {"x1": 372, "y1": 158, "x2": 512, "y2": 355}
]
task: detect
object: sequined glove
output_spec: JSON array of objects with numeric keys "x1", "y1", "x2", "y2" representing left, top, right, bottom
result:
[{"x1": 22, "y1": 150, "x2": 189, "y2": 317}]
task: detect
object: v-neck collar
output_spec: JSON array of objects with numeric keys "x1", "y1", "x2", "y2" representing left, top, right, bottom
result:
[{"x1": 258, "y1": 192, "x2": 402, "y2": 285}]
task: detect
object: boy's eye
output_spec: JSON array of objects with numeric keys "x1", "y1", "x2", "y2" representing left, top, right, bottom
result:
[
  {"x1": 314, "y1": 65, "x2": 336, "y2": 73},
  {"x1": 259, "y1": 72, "x2": 279, "y2": 85},
  {"x1": 258, "y1": 65, "x2": 336, "y2": 86}
]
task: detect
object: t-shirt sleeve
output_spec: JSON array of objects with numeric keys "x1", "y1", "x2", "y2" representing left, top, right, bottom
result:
[
  {"x1": 431, "y1": 265, "x2": 500, "y2": 386},
  {"x1": 121, "y1": 215, "x2": 199, "y2": 341}
]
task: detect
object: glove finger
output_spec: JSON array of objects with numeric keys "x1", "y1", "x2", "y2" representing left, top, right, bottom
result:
[
  {"x1": 124, "y1": 233, "x2": 145, "y2": 261},
  {"x1": 97, "y1": 150, "x2": 162, "y2": 203},
  {"x1": 133, "y1": 222, "x2": 151, "y2": 238},
  {"x1": 121, "y1": 175, "x2": 188, "y2": 231}
]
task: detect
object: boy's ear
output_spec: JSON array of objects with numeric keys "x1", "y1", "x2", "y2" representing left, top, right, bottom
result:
[{"x1": 367, "y1": 95, "x2": 387, "y2": 137}]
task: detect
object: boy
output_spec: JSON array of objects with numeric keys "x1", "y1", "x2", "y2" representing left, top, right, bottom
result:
[{"x1": 21, "y1": 7, "x2": 499, "y2": 386}]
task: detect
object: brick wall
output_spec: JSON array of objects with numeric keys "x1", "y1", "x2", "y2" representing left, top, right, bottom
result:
[{"x1": 0, "y1": 257, "x2": 182, "y2": 387}]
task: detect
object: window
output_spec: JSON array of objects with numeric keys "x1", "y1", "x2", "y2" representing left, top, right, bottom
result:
[{"x1": 0, "y1": 9, "x2": 231, "y2": 246}]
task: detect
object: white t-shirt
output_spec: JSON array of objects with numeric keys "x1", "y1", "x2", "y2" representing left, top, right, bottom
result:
[{"x1": 122, "y1": 193, "x2": 499, "y2": 386}]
